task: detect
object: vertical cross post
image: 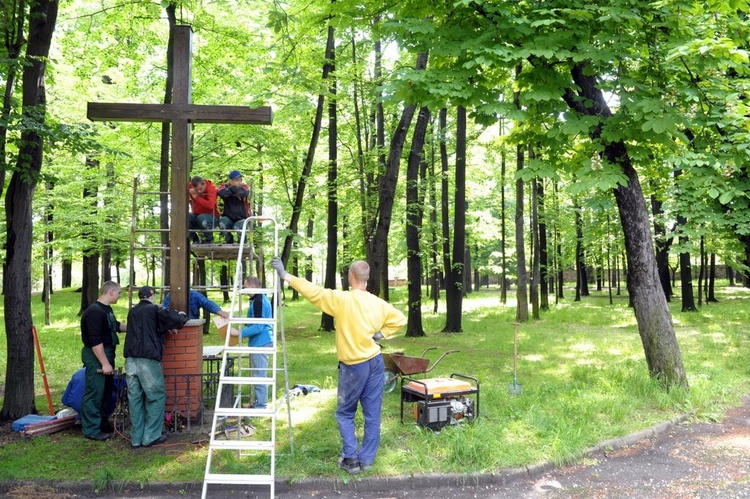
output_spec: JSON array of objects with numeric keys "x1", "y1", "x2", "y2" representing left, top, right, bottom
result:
[{"x1": 87, "y1": 25, "x2": 272, "y2": 313}]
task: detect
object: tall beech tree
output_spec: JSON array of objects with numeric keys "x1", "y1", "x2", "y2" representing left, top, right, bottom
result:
[
  {"x1": 321, "y1": 22, "x2": 337, "y2": 332},
  {"x1": 405, "y1": 106, "x2": 430, "y2": 337},
  {"x1": 366, "y1": 51, "x2": 428, "y2": 299},
  {"x1": 442, "y1": 105, "x2": 467, "y2": 332},
  {"x1": 1, "y1": 0, "x2": 59, "y2": 420}
]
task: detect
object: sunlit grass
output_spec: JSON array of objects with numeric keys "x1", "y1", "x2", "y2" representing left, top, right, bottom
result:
[{"x1": 0, "y1": 283, "x2": 749, "y2": 483}]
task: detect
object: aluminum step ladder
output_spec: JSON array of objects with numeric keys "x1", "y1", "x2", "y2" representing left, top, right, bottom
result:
[{"x1": 202, "y1": 216, "x2": 292, "y2": 498}]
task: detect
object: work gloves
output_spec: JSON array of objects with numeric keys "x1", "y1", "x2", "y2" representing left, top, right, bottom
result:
[{"x1": 271, "y1": 256, "x2": 287, "y2": 280}]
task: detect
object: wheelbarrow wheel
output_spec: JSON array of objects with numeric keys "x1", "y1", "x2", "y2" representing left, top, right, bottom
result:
[{"x1": 383, "y1": 369, "x2": 398, "y2": 393}]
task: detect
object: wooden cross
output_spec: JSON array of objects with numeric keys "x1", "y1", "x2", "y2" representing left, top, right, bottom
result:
[{"x1": 87, "y1": 25, "x2": 272, "y2": 313}]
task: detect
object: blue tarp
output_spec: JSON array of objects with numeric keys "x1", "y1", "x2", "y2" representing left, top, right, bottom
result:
[{"x1": 61, "y1": 368, "x2": 125, "y2": 416}]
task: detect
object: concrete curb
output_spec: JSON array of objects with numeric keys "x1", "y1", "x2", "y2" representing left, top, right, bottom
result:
[{"x1": 0, "y1": 414, "x2": 690, "y2": 497}]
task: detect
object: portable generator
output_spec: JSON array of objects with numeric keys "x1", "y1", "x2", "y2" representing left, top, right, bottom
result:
[{"x1": 400, "y1": 374, "x2": 479, "y2": 431}]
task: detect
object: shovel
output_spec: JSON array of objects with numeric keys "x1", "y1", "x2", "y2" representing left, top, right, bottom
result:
[{"x1": 509, "y1": 323, "x2": 522, "y2": 395}]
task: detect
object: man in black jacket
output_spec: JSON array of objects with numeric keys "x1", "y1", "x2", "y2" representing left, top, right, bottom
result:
[
  {"x1": 124, "y1": 286, "x2": 188, "y2": 448},
  {"x1": 217, "y1": 170, "x2": 251, "y2": 243}
]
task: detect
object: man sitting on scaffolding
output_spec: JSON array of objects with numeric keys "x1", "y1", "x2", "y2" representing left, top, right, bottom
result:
[
  {"x1": 188, "y1": 175, "x2": 220, "y2": 244},
  {"x1": 217, "y1": 170, "x2": 251, "y2": 244}
]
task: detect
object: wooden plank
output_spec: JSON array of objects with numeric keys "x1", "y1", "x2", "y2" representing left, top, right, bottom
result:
[
  {"x1": 22, "y1": 416, "x2": 77, "y2": 437},
  {"x1": 87, "y1": 102, "x2": 273, "y2": 124}
]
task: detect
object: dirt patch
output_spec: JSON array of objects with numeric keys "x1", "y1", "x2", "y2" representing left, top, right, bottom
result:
[
  {"x1": 4, "y1": 485, "x2": 80, "y2": 499},
  {"x1": 0, "y1": 421, "x2": 24, "y2": 447}
]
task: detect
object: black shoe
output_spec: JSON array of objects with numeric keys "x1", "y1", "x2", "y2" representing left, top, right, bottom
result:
[
  {"x1": 337, "y1": 456, "x2": 361, "y2": 474},
  {"x1": 85, "y1": 432, "x2": 112, "y2": 441},
  {"x1": 100, "y1": 423, "x2": 115, "y2": 434},
  {"x1": 143, "y1": 434, "x2": 167, "y2": 447},
  {"x1": 360, "y1": 463, "x2": 373, "y2": 472}
]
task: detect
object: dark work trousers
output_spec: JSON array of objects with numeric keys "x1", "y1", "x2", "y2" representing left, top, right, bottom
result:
[{"x1": 80, "y1": 345, "x2": 115, "y2": 437}]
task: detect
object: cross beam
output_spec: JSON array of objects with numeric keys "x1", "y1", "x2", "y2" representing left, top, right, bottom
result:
[
  {"x1": 88, "y1": 103, "x2": 272, "y2": 124},
  {"x1": 87, "y1": 25, "x2": 272, "y2": 314}
]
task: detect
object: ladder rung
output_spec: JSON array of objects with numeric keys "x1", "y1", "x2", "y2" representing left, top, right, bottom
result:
[
  {"x1": 228, "y1": 318, "x2": 275, "y2": 325},
  {"x1": 238, "y1": 288, "x2": 276, "y2": 295},
  {"x1": 213, "y1": 408, "x2": 275, "y2": 418},
  {"x1": 204, "y1": 473, "x2": 274, "y2": 485},
  {"x1": 219, "y1": 375, "x2": 275, "y2": 385},
  {"x1": 208, "y1": 440, "x2": 274, "y2": 451},
  {"x1": 223, "y1": 346, "x2": 275, "y2": 354},
  {"x1": 133, "y1": 246, "x2": 172, "y2": 251}
]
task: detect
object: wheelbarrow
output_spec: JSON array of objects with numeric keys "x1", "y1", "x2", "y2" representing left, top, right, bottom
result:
[{"x1": 382, "y1": 347, "x2": 459, "y2": 393}]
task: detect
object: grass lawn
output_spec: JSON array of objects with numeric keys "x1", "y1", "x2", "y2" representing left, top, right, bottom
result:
[{"x1": 0, "y1": 282, "x2": 749, "y2": 488}]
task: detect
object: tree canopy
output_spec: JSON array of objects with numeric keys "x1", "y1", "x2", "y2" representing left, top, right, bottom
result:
[{"x1": 1, "y1": 0, "x2": 749, "y2": 417}]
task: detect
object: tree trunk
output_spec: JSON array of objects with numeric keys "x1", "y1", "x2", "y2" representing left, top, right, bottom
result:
[
  {"x1": 513, "y1": 65, "x2": 529, "y2": 322},
  {"x1": 405, "y1": 106, "x2": 430, "y2": 337},
  {"x1": 321, "y1": 23, "x2": 337, "y2": 332},
  {"x1": 0, "y1": 1, "x2": 26, "y2": 199},
  {"x1": 697, "y1": 237, "x2": 704, "y2": 306},
  {"x1": 280, "y1": 24, "x2": 336, "y2": 267},
  {"x1": 160, "y1": 4, "x2": 177, "y2": 288},
  {"x1": 1, "y1": 0, "x2": 58, "y2": 421},
  {"x1": 611, "y1": 144, "x2": 688, "y2": 387},
  {"x1": 500, "y1": 142, "x2": 508, "y2": 304},
  {"x1": 707, "y1": 253, "x2": 718, "y2": 302},
  {"x1": 428, "y1": 125, "x2": 440, "y2": 314},
  {"x1": 562, "y1": 62, "x2": 687, "y2": 389},
  {"x1": 574, "y1": 201, "x2": 583, "y2": 302},
  {"x1": 530, "y1": 177, "x2": 540, "y2": 320},
  {"x1": 220, "y1": 265, "x2": 230, "y2": 303},
  {"x1": 464, "y1": 247, "x2": 472, "y2": 296},
  {"x1": 650, "y1": 193, "x2": 673, "y2": 301},
  {"x1": 367, "y1": 51, "x2": 428, "y2": 299},
  {"x1": 554, "y1": 181, "x2": 564, "y2": 301},
  {"x1": 101, "y1": 161, "x2": 115, "y2": 283},
  {"x1": 515, "y1": 143, "x2": 528, "y2": 322},
  {"x1": 677, "y1": 230, "x2": 696, "y2": 311},
  {"x1": 443, "y1": 105, "x2": 466, "y2": 332},
  {"x1": 42, "y1": 181, "x2": 54, "y2": 304},
  {"x1": 62, "y1": 259, "x2": 72, "y2": 288},
  {"x1": 80, "y1": 157, "x2": 101, "y2": 315},
  {"x1": 538, "y1": 178, "x2": 549, "y2": 310}
]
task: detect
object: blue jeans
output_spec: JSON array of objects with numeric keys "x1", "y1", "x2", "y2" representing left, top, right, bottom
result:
[
  {"x1": 335, "y1": 355, "x2": 384, "y2": 466},
  {"x1": 218, "y1": 217, "x2": 247, "y2": 243},
  {"x1": 189, "y1": 213, "x2": 218, "y2": 243},
  {"x1": 251, "y1": 343, "x2": 272, "y2": 408}
]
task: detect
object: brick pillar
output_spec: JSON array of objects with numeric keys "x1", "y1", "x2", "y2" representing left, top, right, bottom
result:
[{"x1": 162, "y1": 319, "x2": 204, "y2": 418}]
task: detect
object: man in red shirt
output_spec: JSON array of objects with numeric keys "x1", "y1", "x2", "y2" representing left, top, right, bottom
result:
[{"x1": 188, "y1": 175, "x2": 220, "y2": 244}]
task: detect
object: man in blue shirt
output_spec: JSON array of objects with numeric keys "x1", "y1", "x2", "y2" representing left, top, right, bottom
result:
[
  {"x1": 162, "y1": 289, "x2": 229, "y2": 321},
  {"x1": 239, "y1": 276, "x2": 273, "y2": 409}
]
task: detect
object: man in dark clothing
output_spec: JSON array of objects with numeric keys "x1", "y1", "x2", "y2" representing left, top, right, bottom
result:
[
  {"x1": 124, "y1": 286, "x2": 189, "y2": 448},
  {"x1": 80, "y1": 281, "x2": 127, "y2": 441},
  {"x1": 217, "y1": 170, "x2": 251, "y2": 244}
]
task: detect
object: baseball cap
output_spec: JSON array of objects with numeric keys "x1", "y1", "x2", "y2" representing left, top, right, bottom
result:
[
  {"x1": 229, "y1": 170, "x2": 242, "y2": 180},
  {"x1": 138, "y1": 286, "x2": 156, "y2": 299}
]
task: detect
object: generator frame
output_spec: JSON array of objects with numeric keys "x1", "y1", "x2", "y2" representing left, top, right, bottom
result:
[{"x1": 400, "y1": 373, "x2": 480, "y2": 430}]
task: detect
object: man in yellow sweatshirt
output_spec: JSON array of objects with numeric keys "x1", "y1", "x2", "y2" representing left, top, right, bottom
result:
[{"x1": 271, "y1": 256, "x2": 406, "y2": 474}]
